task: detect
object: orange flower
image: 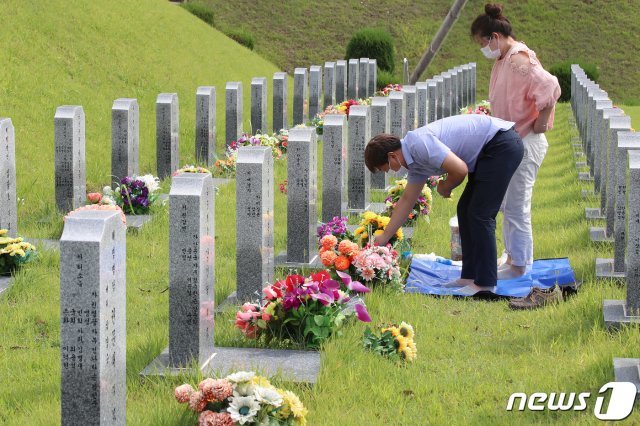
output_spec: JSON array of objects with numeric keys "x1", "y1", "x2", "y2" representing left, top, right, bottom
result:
[
  {"x1": 320, "y1": 250, "x2": 337, "y2": 267},
  {"x1": 320, "y1": 234, "x2": 338, "y2": 250},
  {"x1": 334, "y1": 255, "x2": 350, "y2": 271}
]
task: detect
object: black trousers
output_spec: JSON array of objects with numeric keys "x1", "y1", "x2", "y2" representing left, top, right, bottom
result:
[{"x1": 457, "y1": 128, "x2": 524, "y2": 287}]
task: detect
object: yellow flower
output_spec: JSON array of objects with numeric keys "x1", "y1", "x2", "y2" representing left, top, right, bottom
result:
[
  {"x1": 251, "y1": 375, "x2": 274, "y2": 389},
  {"x1": 398, "y1": 322, "x2": 415, "y2": 339},
  {"x1": 361, "y1": 232, "x2": 368, "y2": 240},
  {"x1": 395, "y1": 228, "x2": 404, "y2": 240},
  {"x1": 377, "y1": 216, "x2": 390, "y2": 227},
  {"x1": 281, "y1": 390, "x2": 307, "y2": 419},
  {"x1": 362, "y1": 211, "x2": 377, "y2": 221},
  {"x1": 373, "y1": 230, "x2": 384, "y2": 236},
  {"x1": 395, "y1": 335, "x2": 408, "y2": 352},
  {"x1": 382, "y1": 327, "x2": 400, "y2": 337},
  {"x1": 0, "y1": 229, "x2": 7, "y2": 236},
  {"x1": 354, "y1": 226, "x2": 364, "y2": 235}
]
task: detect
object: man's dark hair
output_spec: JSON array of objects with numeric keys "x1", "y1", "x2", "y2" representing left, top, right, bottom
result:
[{"x1": 364, "y1": 133, "x2": 402, "y2": 173}]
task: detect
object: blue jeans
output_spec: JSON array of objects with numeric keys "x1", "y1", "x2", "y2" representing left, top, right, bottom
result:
[{"x1": 457, "y1": 128, "x2": 524, "y2": 287}]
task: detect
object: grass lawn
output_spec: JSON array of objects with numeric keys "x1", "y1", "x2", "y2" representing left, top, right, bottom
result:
[{"x1": 2, "y1": 103, "x2": 640, "y2": 425}]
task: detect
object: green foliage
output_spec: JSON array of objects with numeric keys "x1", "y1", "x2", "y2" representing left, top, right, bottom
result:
[
  {"x1": 346, "y1": 27, "x2": 395, "y2": 72},
  {"x1": 363, "y1": 328, "x2": 401, "y2": 361},
  {"x1": 224, "y1": 28, "x2": 255, "y2": 50},
  {"x1": 549, "y1": 61, "x2": 600, "y2": 102},
  {"x1": 180, "y1": 2, "x2": 214, "y2": 26},
  {"x1": 376, "y1": 70, "x2": 399, "y2": 90}
]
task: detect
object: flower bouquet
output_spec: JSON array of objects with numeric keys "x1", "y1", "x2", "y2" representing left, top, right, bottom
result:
[
  {"x1": 230, "y1": 131, "x2": 287, "y2": 159},
  {"x1": 175, "y1": 371, "x2": 307, "y2": 425},
  {"x1": 460, "y1": 100, "x2": 491, "y2": 115},
  {"x1": 363, "y1": 322, "x2": 417, "y2": 362},
  {"x1": 88, "y1": 174, "x2": 160, "y2": 215},
  {"x1": 353, "y1": 211, "x2": 403, "y2": 247},
  {"x1": 375, "y1": 83, "x2": 403, "y2": 97},
  {"x1": 235, "y1": 271, "x2": 371, "y2": 349},
  {"x1": 67, "y1": 204, "x2": 127, "y2": 224},
  {"x1": 309, "y1": 98, "x2": 372, "y2": 135},
  {"x1": 352, "y1": 244, "x2": 402, "y2": 289},
  {"x1": 173, "y1": 165, "x2": 212, "y2": 175},
  {"x1": 212, "y1": 150, "x2": 238, "y2": 178},
  {"x1": 0, "y1": 230, "x2": 37, "y2": 275},
  {"x1": 384, "y1": 179, "x2": 434, "y2": 226}
]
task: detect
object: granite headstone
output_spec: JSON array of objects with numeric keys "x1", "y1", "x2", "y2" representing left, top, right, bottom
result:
[
  {"x1": 55, "y1": 106, "x2": 86, "y2": 212},
  {"x1": 156, "y1": 93, "x2": 179, "y2": 179},
  {"x1": 196, "y1": 87, "x2": 216, "y2": 166},
  {"x1": 0, "y1": 118, "x2": 17, "y2": 237}
]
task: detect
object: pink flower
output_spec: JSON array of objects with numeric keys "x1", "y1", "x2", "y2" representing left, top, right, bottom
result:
[
  {"x1": 175, "y1": 384, "x2": 195, "y2": 403},
  {"x1": 200, "y1": 378, "x2": 233, "y2": 402},
  {"x1": 261, "y1": 313, "x2": 271, "y2": 321},
  {"x1": 199, "y1": 411, "x2": 234, "y2": 426},
  {"x1": 242, "y1": 302, "x2": 258, "y2": 312},
  {"x1": 355, "y1": 303, "x2": 372, "y2": 322},
  {"x1": 336, "y1": 270, "x2": 371, "y2": 293},
  {"x1": 361, "y1": 267, "x2": 376, "y2": 281},
  {"x1": 189, "y1": 390, "x2": 207, "y2": 412},
  {"x1": 87, "y1": 192, "x2": 102, "y2": 204}
]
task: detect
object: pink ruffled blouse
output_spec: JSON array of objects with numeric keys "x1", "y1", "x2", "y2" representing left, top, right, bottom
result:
[{"x1": 489, "y1": 42, "x2": 561, "y2": 138}]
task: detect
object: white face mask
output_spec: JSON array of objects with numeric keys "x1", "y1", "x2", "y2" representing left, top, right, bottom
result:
[{"x1": 480, "y1": 36, "x2": 501, "y2": 59}]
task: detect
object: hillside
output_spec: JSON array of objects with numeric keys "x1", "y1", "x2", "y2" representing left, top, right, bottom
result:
[
  {"x1": 201, "y1": 0, "x2": 640, "y2": 103},
  {"x1": 0, "y1": 0, "x2": 285, "y2": 234}
]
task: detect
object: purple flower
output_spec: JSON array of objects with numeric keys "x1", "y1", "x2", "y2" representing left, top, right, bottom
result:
[
  {"x1": 336, "y1": 271, "x2": 371, "y2": 293},
  {"x1": 355, "y1": 303, "x2": 371, "y2": 322}
]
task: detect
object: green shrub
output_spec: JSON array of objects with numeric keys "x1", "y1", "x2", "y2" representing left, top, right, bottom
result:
[
  {"x1": 549, "y1": 60, "x2": 599, "y2": 102},
  {"x1": 346, "y1": 28, "x2": 395, "y2": 73},
  {"x1": 376, "y1": 70, "x2": 399, "y2": 91},
  {"x1": 225, "y1": 28, "x2": 255, "y2": 50},
  {"x1": 181, "y1": 2, "x2": 214, "y2": 26}
]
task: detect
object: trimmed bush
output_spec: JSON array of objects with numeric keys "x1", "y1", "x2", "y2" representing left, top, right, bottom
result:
[
  {"x1": 181, "y1": 2, "x2": 214, "y2": 26},
  {"x1": 549, "y1": 60, "x2": 599, "y2": 102},
  {"x1": 225, "y1": 28, "x2": 255, "y2": 50},
  {"x1": 346, "y1": 28, "x2": 395, "y2": 73},
  {"x1": 376, "y1": 70, "x2": 399, "y2": 91}
]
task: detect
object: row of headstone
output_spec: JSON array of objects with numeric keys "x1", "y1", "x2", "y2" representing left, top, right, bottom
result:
[
  {"x1": 570, "y1": 65, "x2": 640, "y2": 391},
  {"x1": 429, "y1": 63, "x2": 477, "y2": 122}
]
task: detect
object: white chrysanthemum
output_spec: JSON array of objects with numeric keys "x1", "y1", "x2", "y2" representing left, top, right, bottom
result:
[
  {"x1": 102, "y1": 195, "x2": 116, "y2": 205},
  {"x1": 226, "y1": 371, "x2": 255, "y2": 383},
  {"x1": 234, "y1": 383, "x2": 255, "y2": 397},
  {"x1": 103, "y1": 186, "x2": 114, "y2": 196},
  {"x1": 137, "y1": 174, "x2": 160, "y2": 193},
  {"x1": 227, "y1": 395, "x2": 260, "y2": 425},
  {"x1": 254, "y1": 386, "x2": 283, "y2": 406}
]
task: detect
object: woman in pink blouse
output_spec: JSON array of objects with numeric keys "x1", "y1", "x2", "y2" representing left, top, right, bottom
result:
[{"x1": 471, "y1": 3, "x2": 561, "y2": 280}]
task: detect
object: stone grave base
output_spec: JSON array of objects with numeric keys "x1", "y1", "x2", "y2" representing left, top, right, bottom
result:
[
  {"x1": 346, "y1": 224, "x2": 414, "y2": 239},
  {"x1": 596, "y1": 258, "x2": 626, "y2": 279},
  {"x1": 574, "y1": 151, "x2": 585, "y2": 157},
  {"x1": 578, "y1": 172, "x2": 594, "y2": 182},
  {"x1": 29, "y1": 238, "x2": 60, "y2": 251},
  {"x1": 125, "y1": 214, "x2": 151, "y2": 231},
  {"x1": 582, "y1": 189, "x2": 595, "y2": 198},
  {"x1": 614, "y1": 358, "x2": 640, "y2": 393},
  {"x1": 585, "y1": 207, "x2": 605, "y2": 220},
  {"x1": 275, "y1": 252, "x2": 322, "y2": 270},
  {"x1": 156, "y1": 178, "x2": 232, "y2": 204},
  {"x1": 575, "y1": 161, "x2": 587, "y2": 169},
  {"x1": 0, "y1": 276, "x2": 11, "y2": 295},
  {"x1": 604, "y1": 300, "x2": 640, "y2": 330},
  {"x1": 141, "y1": 346, "x2": 320, "y2": 384},
  {"x1": 589, "y1": 227, "x2": 613, "y2": 243}
]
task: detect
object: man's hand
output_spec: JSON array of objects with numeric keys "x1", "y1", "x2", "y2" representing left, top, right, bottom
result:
[{"x1": 437, "y1": 180, "x2": 451, "y2": 198}]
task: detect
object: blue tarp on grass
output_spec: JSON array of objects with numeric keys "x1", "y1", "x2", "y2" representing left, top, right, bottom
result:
[{"x1": 405, "y1": 257, "x2": 576, "y2": 297}]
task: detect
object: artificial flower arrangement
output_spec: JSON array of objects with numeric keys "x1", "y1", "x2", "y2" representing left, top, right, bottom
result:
[
  {"x1": 353, "y1": 211, "x2": 403, "y2": 247},
  {"x1": 0, "y1": 229, "x2": 36, "y2": 275},
  {"x1": 235, "y1": 270, "x2": 371, "y2": 349},
  {"x1": 87, "y1": 174, "x2": 160, "y2": 215},
  {"x1": 173, "y1": 165, "x2": 212, "y2": 175},
  {"x1": 212, "y1": 151, "x2": 238, "y2": 178},
  {"x1": 363, "y1": 322, "x2": 417, "y2": 362},
  {"x1": 230, "y1": 130, "x2": 288, "y2": 159},
  {"x1": 309, "y1": 98, "x2": 372, "y2": 135},
  {"x1": 66, "y1": 204, "x2": 127, "y2": 224},
  {"x1": 384, "y1": 178, "x2": 435, "y2": 227},
  {"x1": 316, "y1": 216, "x2": 353, "y2": 242},
  {"x1": 352, "y1": 243, "x2": 402, "y2": 289},
  {"x1": 278, "y1": 180, "x2": 288, "y2": 195},
  {"x1": 460, "y1": 100, "x2": 491, "y2": 116},
  {"x1": 175, "y1": 371, "x2": 307, "y2": 426},
  {"x1": 375, "y1": 83, "x2": 403, "y2": 97}
]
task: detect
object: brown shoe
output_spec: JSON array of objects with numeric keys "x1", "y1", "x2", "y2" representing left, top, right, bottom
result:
[{"x1": 509, "y1": 285, "x2": 563, "y2": 310}]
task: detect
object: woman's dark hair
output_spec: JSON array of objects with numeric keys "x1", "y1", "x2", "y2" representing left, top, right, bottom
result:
[
  {"x1": 364, "y1": 134, "x2": 402, "y2": 173},
  {"x1": 470, "y1": 3, "x2": 515, "y2": 39}
]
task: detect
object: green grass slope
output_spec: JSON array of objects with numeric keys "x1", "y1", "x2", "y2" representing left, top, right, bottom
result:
[
  {"x1": 202, "y1": 0, "x2": 640, "y2": 103},
  {"x1": 0, "y1": 0, "x2": 288, "y2": 237}
]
